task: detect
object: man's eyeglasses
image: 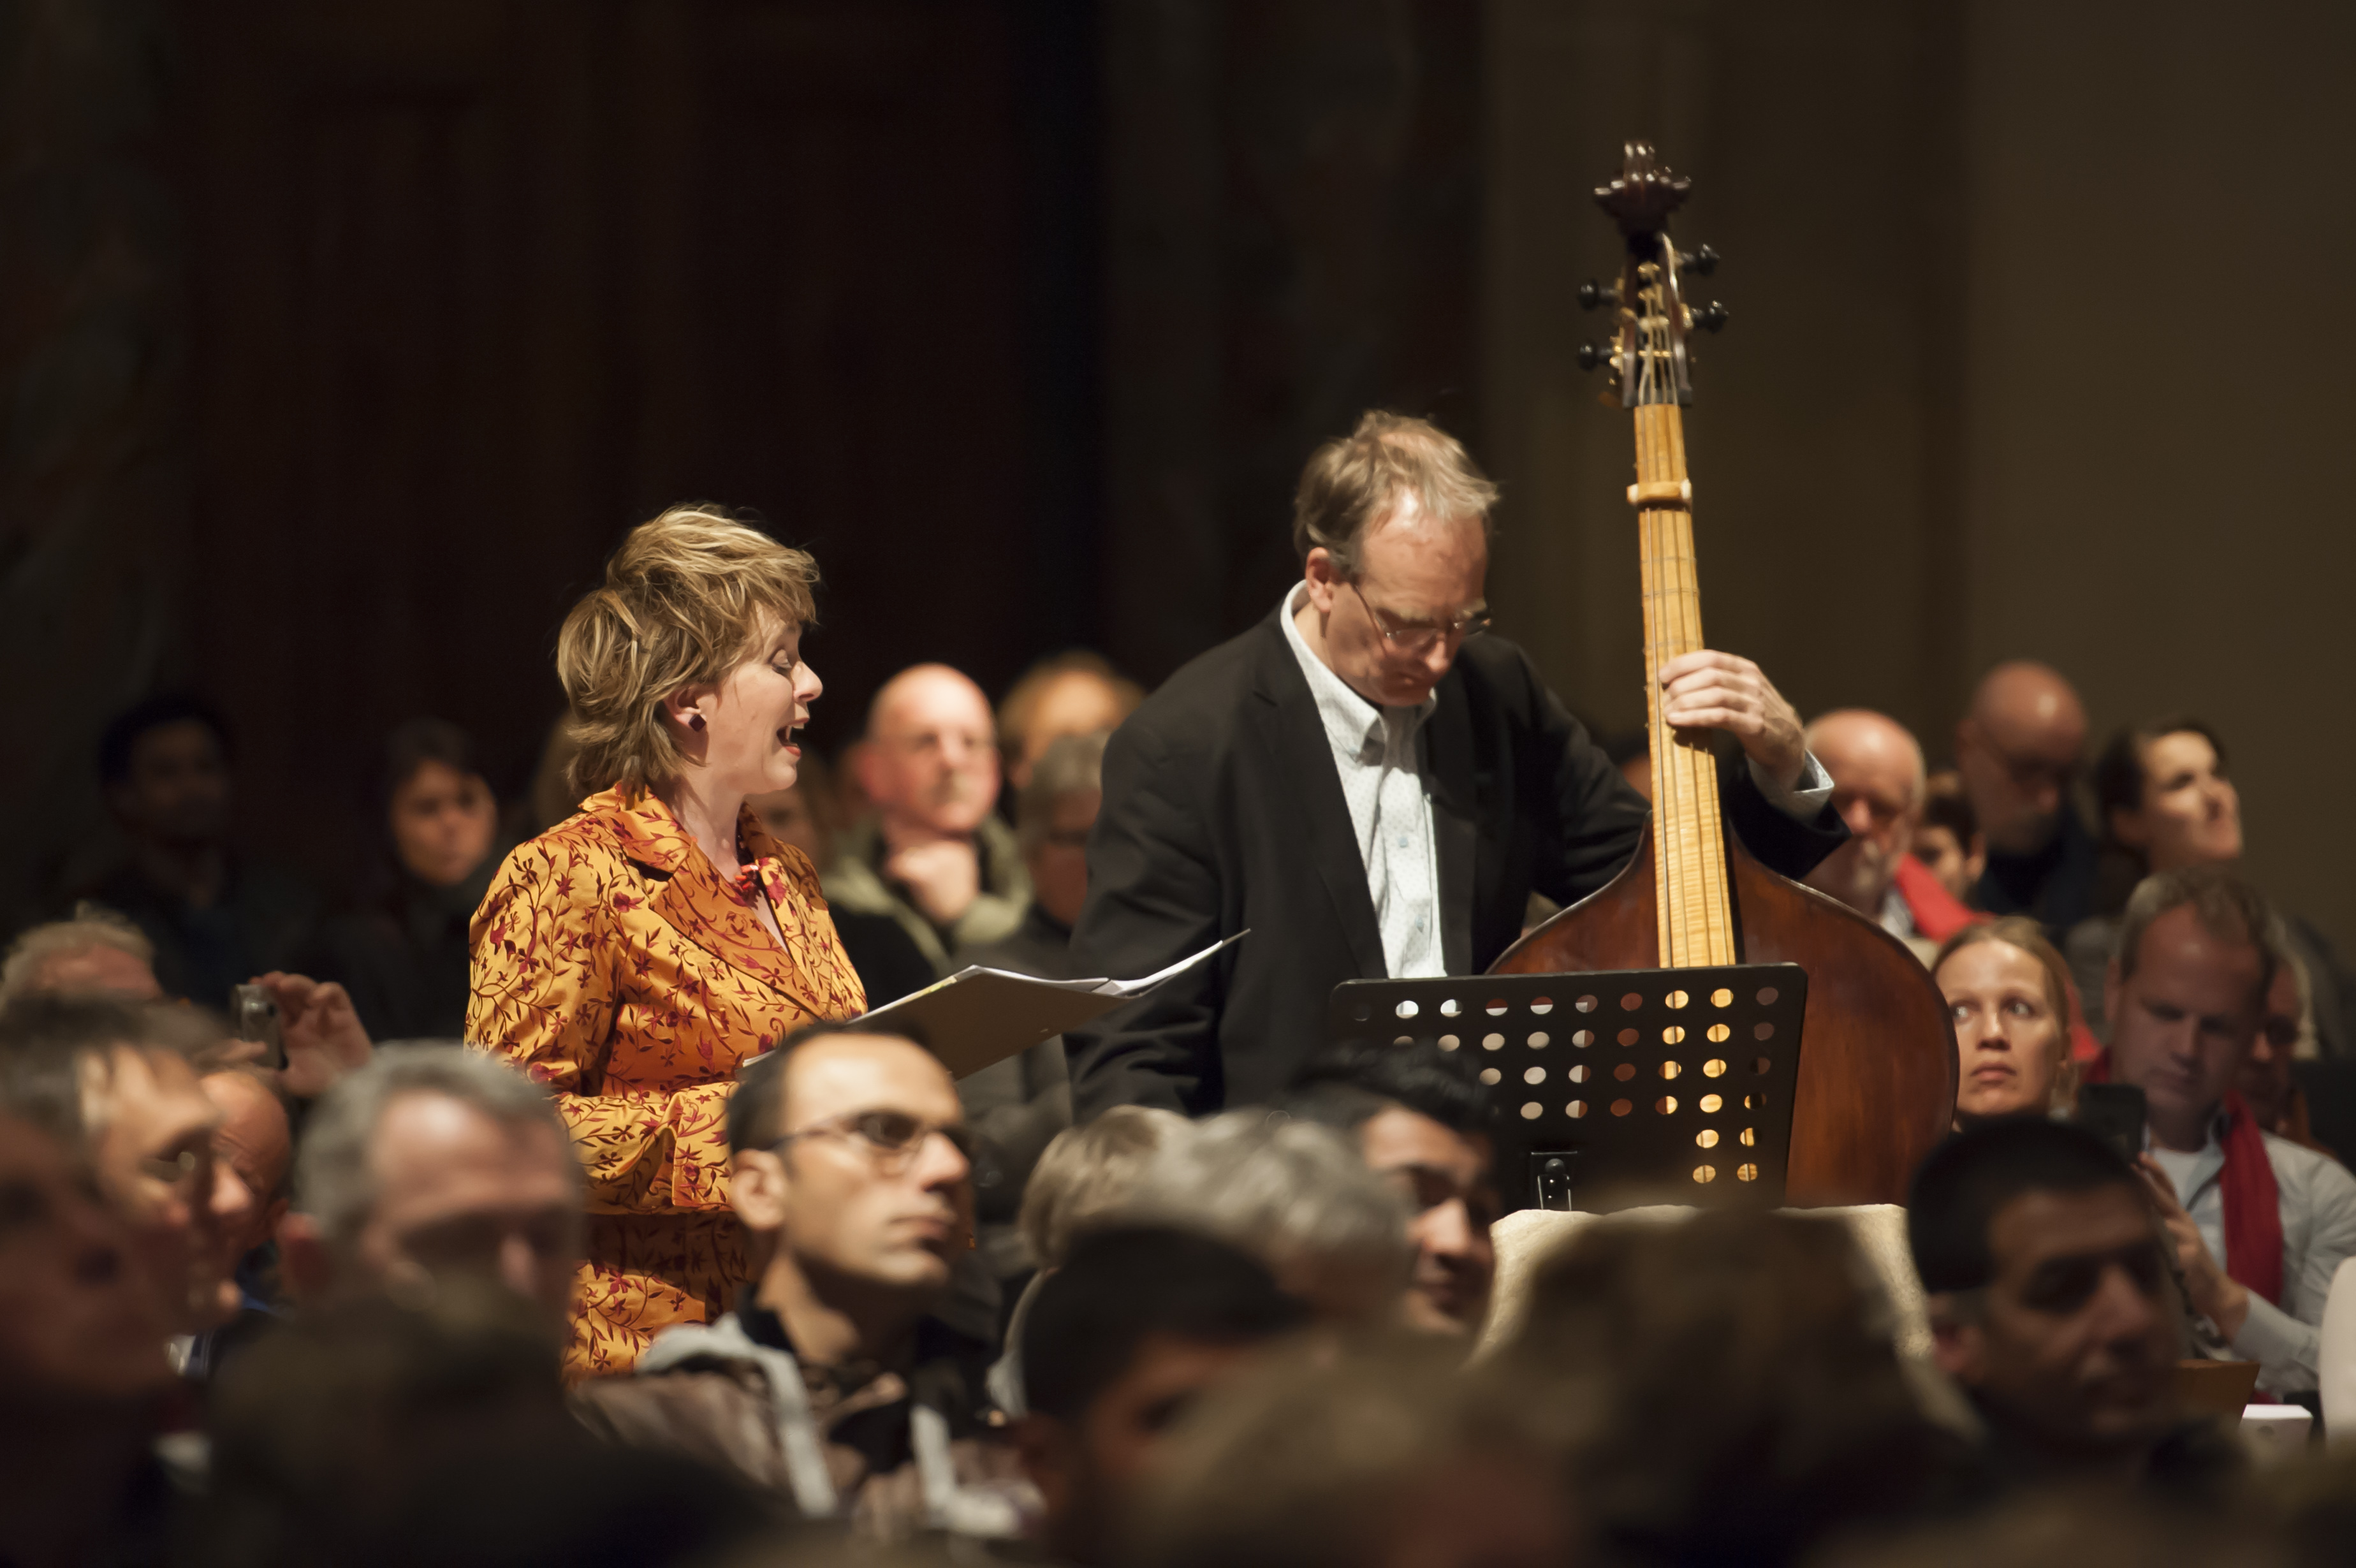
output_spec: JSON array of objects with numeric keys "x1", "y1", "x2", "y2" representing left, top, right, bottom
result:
[
  {"x1": 768, "y1": 1110, "x2": 974, "y2": 1175},
  {"x1": 137, "y1": 1147, "x2": 206, "y2": 1193},
  {"x1": 1345, "y1": 579, "x2": 1492, "y2": 657}
]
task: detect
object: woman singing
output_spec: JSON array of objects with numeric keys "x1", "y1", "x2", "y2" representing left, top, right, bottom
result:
[{"x1": 468, "y1": 506, "x2": 865, "y2": 1378}]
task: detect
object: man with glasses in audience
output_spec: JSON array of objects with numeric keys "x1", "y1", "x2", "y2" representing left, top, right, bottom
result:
[
  {"x1": 1068, "y1": 410, "x2": 1847, "y2": 1118},
  {"x1": 575, "y1": 1022, "x2": 1025, "y2": 1541},
  {"x1": 1954, "y1": 660, "x2": 2100, "y2": 936}
]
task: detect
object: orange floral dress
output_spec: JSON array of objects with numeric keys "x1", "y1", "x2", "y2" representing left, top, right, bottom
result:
[{"x1": 467, "y1": 786, "x2": 865, "y2": 1380}]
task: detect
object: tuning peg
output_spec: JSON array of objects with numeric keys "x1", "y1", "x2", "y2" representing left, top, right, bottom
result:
[
  {"x1": 1576, "y1": 342, "x2": 1610, "y2": 372},
  {"x1": 1576, "y1": 279, "x2": 1617, "y2": 311},
  {"x1": 1679, "y1": 244, "x2": 1720, "y2": 276},
  {"x1": 1688, "y1": 301, "x2": 1729, "y2": 333}
]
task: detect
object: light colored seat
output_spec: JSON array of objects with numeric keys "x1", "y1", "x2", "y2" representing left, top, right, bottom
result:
[
  {"x1": 2320, "y1": 1255, "x2": 2356, "y2": 1440},
  {"x1": 1475, "y1": 1203, "x2": 1931, "y2": 1363}
]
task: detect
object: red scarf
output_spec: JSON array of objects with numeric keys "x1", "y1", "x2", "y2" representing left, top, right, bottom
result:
[{"x1": 2086, "y1": 1054, "x2": 2284, "y2": 1307}]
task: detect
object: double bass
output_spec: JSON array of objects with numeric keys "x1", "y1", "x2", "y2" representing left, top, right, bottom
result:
[{"x1": 1493, "y1": 144, "x2": 1955, "y2": 1205}]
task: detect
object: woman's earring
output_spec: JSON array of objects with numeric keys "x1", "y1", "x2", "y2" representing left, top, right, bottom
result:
[{"x1": 689, "y1": 714, "x2": 706, "y2": 731}]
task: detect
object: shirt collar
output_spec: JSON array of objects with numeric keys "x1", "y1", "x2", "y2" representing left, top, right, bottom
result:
[{"x1": 1278, "y1": 582, "x2": 1438, "y2": 764}]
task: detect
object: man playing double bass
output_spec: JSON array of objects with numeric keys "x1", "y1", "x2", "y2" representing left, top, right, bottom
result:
[{"x1": 1067, "y1": 411, "x2": 1849, "y2": 1120}]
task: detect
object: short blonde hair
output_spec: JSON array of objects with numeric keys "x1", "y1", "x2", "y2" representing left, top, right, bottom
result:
[
  {"x1": 1293, "y1": 410, "x2": 1499, "y2": 576},
  {"x1": 555, "y1": 506, "x2": 819, "y2": 797},
  {"x1": 0, "y1": 906, "x2": 155, "y2": 1004},
  {"x1": 1018, "y1": 1105, "x2": 1190, "y2": 1270}
]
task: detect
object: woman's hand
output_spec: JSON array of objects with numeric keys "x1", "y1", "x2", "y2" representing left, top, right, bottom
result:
[{"x1": 2136, "y1": 1154, "x2": 2250, "y2": 1338}]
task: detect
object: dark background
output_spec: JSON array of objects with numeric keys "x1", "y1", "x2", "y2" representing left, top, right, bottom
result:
[{"x1": 6, "y1": 0, "x2": 2354, "y2": 950}]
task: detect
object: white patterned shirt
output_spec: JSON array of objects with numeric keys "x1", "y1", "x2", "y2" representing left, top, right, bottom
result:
[{"x1": 1280, "y1": 583, "x2": 1445, "y2": 978}]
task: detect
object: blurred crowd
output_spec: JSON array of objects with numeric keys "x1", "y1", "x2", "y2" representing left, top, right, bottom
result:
[{"x1": 7, "y1": 620, "x2": 2356, "y2": 1565}]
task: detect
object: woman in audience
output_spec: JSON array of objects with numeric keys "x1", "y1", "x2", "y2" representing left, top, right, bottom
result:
[
  {"x1": 1933, "y1": 918, "x2": 2076, "y2": 1124},
  {"x1": 467, "y1": 506, "x2": 867, "y2": 1380},
  {"x1": 309, "y1": 719, "x2": 504, "y2": 1041},
  {"x1": 2070, "y1": 716, "x2": 2355, "y2": 1053}
]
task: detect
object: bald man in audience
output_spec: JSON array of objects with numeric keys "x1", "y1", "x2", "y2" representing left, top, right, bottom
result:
[
  {"x1": 998, "y1": 652, "x2": 1144, "y2": 793},
  {"x1": 1804, "y1": 710, "x2": 1980, "y2": 961},
  {"x1": 828, "y1": 664, "x2": 1034, "y2": 973},
  {"x1": 1956, "y1": 661, "x2": 2098, "y2": 934}
]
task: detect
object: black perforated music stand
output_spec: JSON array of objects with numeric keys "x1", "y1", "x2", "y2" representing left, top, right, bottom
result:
[{"x1": 1327, "y1": 966, "x2": 1808, "y2": 1213}]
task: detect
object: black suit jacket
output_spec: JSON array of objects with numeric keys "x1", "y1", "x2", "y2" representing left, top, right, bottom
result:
[{"x1": 1065, "y1": 610, "x2": 1848, "y2": 1118}]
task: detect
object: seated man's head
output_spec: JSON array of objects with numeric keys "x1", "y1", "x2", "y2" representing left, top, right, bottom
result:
[
  {"x1": 1017, "y1": 1226, "x2": 1308, "y2": 1566},
  {"x1": 999, "y1": 652, "x2": 1143, "y2": 793},
  {"x1": 1909, "y1": 1118, "x2": 2180, "y2": 1460},
  {"x1": 857, "y1": 664, "x2": 1000, "y2": 839},
  {"x1": 728, "y1": 1025, "x2": 974, "y2": 1323},
  {"x1": 1021, "y1": 1106, "x2": 1193, "y2": 1272},
  {"x1": 1954, "y1": 661, "x2": 2086, "y2": 857},
  {"x1": 381, "y1": 719, "x2": 500, "y2": 890},
  {"x1": 1274, "y1": 1043, "x2": 1499, "y2": 1335},
  {"x1": 202, "y1": 1067, "x2": 293, "y2": 1272},
  {"x1": 1801, "y1": 709, "x2": 1926, "y2": 918},
  {"x1": 1120, "y1": 1111, "x2": 1412, "y2": 1325},
  {"x1": 0, "y1": 994, "x2": 252, "y2": 1334},
  {"x1": 2104, "y1": 867, "x2": 2274, "y2": 1151},
  {"x1": 0, "y1": 909, "x2": 161, "y2": 1004},
  {"x1": 1020, "y1": 731, "x2": 1108, "y2": 930},
  {"x1": 99, "y1": 693, "x2": 235, "y2": 854},
  {"x1": 280, "y1": 1048, "x2": 582, "y2": 1329},
  {"x1": 1935, "y1": 920, "x2": 2075, "y2": 1122},
  {"x1": 1915, "y1": 770, "x2": 1985, "y2": 902},
  {"x1": 0, "y1": 1111, "x2": 174, "y2": 1412},
  {"x1": 2240, "y1": 949, "x2": 2309, "y2": 1133},
  {"x1": 2093, "y1": 717, "x2": 2241, "y2": 874}
]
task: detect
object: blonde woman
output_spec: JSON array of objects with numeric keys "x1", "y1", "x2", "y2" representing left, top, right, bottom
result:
[
  {"x1": 469, "y1": 506, "x2": 865, "y2": 1379},
  {"x1": 1932, "y1": 917, "x2": 2078, "y2": 1125}
]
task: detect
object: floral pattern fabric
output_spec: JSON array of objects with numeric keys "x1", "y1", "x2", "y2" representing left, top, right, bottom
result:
[{"x1": 467, "y1": 786, "x2": 867, "y2": 1380}]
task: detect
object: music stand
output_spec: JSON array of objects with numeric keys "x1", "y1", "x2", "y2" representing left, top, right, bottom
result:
[{"x1": 1327, "y1": 966, "x2": 1808, "y2": 1213}]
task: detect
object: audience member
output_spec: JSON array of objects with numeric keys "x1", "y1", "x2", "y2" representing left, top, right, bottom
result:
[
  {"x1": 574, "y1": 1024, "x2": 1025, "y2": 1542},
  {"x1": 1916, "y1": 768, "x2": 1987, "y2": 904},
  {"x1": 1128, "y1": 1335, "x2": 1577, "y2": 1568},
  {"x1": 957, "y1": 730, "x2": 1107, "y2": 1279},
  {"x1": 1907, "y1": 1118, "x2": 2228, "y2": 1499},
  {"x1": 1119, "y1": 1110, "x2": 1412, "y2": 1326},
  {"x1": 202, "y1": 1281, "x2": 768, "y2": 1568},
  {"x1": 1273, "y1": 1041, "x2": 1500, "y2": 1335},
  {"x1": 307, "y1": 719, "x2": 506, "y2": 1041},
  {"x1": 1954, "y1": 661, "x2": 2098, "y2": 934},
  {"x1": 1804, "y1": 708, "x2": 1980, "y2": 958},
  {"x1": 1935, "y1": 920, "x2": 2078, "y2": 1123},
  {"x1": 1498, "y1": 1208, "x2": 1951, "y2": 1567},
  {"x1": 189, "y1": 1067, "x2": 292, "y2": 1376},
  {"x1": 990, "y1": 1106, "x2": 1192, "y2": 1418},
  {"x1": 2075, "y1": 715, "x2": 2356, "y2": 1057},
  {"x1": 77, "y1": 693, "x2": 318, "y2": 1009},
  {"x1": 0, "y1": 1111, "x2": 180, "y2": 1568},
  {"x1": 829, "y1": 663, "x2": 1032, "y2": 972},
  {"x1": 0, "y1": 993, "x2": 254, "y2": 1344},
  {"x1": 997, "y1": 650, "x2": 1144, "y2": 793},
  {"x1": 1014, "y1": 1226, "x2": 1308, "y2": 1567},
  {"x1": 278, "y1": 1046, "x2": 583, "y2": 1334},
  {"x1": 2098, "y1": 868, "x2": 2356, "y2": 1394},
  {"x1": 0, "y1": 905, "x2": 163, "y2": 1002},
  {"x1": 749, "y1": 751, "x2": 938, "y2": 1008},
  {"x1": 2242, "y1": 953, "x2": 2336, "y2": 1159}
]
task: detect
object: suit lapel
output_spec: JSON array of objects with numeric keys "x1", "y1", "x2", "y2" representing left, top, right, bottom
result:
[
  {"x1": 1424, "y1": 671, "x2": 1479, "y2": 976},
  {"x1": 612, "y1": 792, "x2": 837, "y2": 1019},
  {"x1": 1249, "y1": 617, "x2": 1388, "y2": 979}
]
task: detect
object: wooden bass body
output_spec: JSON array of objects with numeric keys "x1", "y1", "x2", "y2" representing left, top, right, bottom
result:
[{"x1": 1493, "y1": 821, "x2": 1957, "y2": 1205}]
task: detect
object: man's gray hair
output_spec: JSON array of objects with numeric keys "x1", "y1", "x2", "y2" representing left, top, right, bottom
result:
[
  {"x1": 1118, "y1": 1110, "x2": 1412, "y2": 1301},
  {"x1": 295, "y1": 1045, "x2": 578, "y2": 1246},
  {"x1": 0, "y1": 905, "x2": 155, "y2": 1003},
  {"x1": 1016, "y1": 730, "x2": 1109, "y2": 855}
]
